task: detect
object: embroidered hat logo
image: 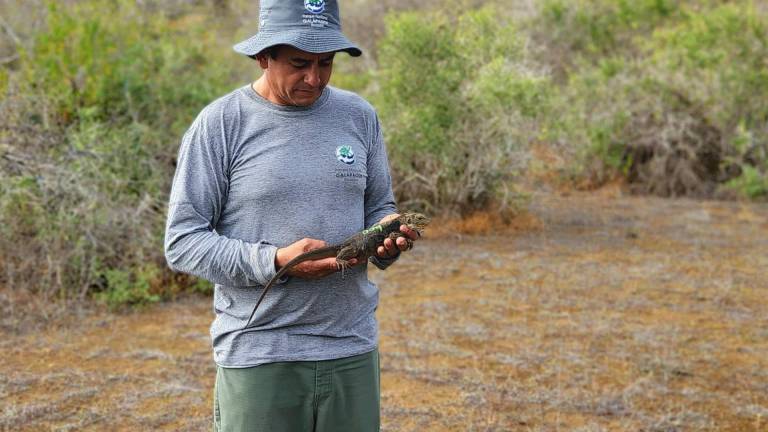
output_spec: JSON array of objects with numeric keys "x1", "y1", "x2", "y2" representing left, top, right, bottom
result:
[
  {"x1": 304, "y1": 0, "x2": 325, "y2": 14},
  {"x1": 336, "y1": 145, "x2": 355, "y2": 165}
]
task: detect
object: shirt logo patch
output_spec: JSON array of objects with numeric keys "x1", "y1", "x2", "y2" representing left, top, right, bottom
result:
[
  {"x1": 304, "y1": 0, "x2": 325, "y2": 14},
  {"x1": 336, "y1": 145, "x2": 355, "y2": 165}
]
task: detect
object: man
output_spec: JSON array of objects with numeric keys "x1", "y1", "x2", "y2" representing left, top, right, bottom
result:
[{"x1": 164, "y1": 1, "x2": 418, "y2": 431}]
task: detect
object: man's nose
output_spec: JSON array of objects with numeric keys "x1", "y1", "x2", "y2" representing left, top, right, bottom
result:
[{"x1": 304, "y1": 64, "x2": 321, "y2": 87}]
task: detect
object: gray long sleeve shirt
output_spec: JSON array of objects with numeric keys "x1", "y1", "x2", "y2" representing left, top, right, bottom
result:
[{"x1": 164, "y1": 84, "x2": 397, "y2": 367}]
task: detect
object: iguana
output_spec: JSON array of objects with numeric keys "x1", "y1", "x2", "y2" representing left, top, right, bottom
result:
[{"x1": 242, "y1": 212, "x2": 430, "y2": 330}]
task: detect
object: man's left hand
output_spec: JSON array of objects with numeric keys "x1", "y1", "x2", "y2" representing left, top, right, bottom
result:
[{"x1": 375, "y1": 213, "x2": 421, "y2": 259}]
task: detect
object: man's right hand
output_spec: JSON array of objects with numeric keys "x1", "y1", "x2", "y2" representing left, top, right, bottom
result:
[{"x1": 275, "y1": 238, "x2": 358, "y2": 279}]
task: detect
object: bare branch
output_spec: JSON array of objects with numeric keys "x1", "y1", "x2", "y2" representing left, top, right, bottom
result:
[
  {"x1": 0, "y1": 14, "x2": 21, "y2": 47},
  {"x1": 0, "y1": 52, "x2": 18, "y2": 65}
]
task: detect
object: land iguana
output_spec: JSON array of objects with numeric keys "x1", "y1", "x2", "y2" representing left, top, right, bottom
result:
[{"x1": 242, "y1": 212, "x2": 430, "y2": 330}]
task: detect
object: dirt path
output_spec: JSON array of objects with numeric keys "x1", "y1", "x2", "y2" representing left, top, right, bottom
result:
[{"x1": 2, "y1": 192, "x2": 767, "y2": 431}]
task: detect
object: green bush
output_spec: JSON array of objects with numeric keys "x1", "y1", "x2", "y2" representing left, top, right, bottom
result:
[
  {"x1": 0, "y1": 0, "x2": 234, "y2": 303},
  {"x1": 534, "y1": 0, "x2": 682, "y2": 76},
  {"x1": 651, "y1": 4, "x2": 768, "y2": 130},
  {"x1": 651, "y1": 3, "x2": 768, "y2": 197},
  {"x1": 95, "y1": 266, "x2": 162, "y2": 310},
  {"x1": 330, "y1": 55, "x2": 374, "y2": 95},
  {"x1": 546, "y1": 1, "x2": 768, "y2": 197},
  {"x1": 376, "y1": 6, "x2": 550, "y2": 215},
  {"x1": 726, "y1": 165, "x2": 768, "y2": 199}
]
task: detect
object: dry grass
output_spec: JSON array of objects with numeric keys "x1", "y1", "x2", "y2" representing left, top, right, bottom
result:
[
  {"x1": 427, "y1": 209, "x2": 543, "y2": 237},
  {"x1": 2, "y1": 192, "x2": 767, "y2": 431},
  {"x1": 0, "y1": 297, "x2": 213, "y2": 431},
  {"x1": 376, "y1": 193, "x2": 768, "y2": 431}
]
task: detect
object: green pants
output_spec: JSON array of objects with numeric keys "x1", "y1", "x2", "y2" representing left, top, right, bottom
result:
[{"x1": 214, "y1": 349, "x2": 380, "y2": 432}]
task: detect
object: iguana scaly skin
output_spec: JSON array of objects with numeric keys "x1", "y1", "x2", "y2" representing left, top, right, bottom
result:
[{"x1": 242, "y1": 212, "x2": 430, "y2": 330}]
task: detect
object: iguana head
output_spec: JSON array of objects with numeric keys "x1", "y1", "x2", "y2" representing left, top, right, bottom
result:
[{"x1": 400, "y1": 212, "x2": 430, "y2": 234}]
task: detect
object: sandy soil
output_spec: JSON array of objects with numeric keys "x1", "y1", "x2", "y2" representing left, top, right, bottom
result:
[{"x1": 1, "y1": 191, "x2": 767, "y2": 431}]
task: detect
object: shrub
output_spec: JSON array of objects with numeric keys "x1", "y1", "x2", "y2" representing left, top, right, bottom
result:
[
  {"x1": 376, "y1": 6, "x2": 549, "y2": 215},
  {"x1": 95, "y1": 266, "x2": 161, "y2": 310},
  {"x1": 0, "y1": 0, "x2": 234, "y2": 303},
  {"x1": 546, "y1": 1, "x2": 768, "y2": 198},
  {"x1": 650, "y1": 4, "x2": 768, "y2": 197},
  {"x1": 532, "y1": 0, "x2": 683, "y2": 77}
]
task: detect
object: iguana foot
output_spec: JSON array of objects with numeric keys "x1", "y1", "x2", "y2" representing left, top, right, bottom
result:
[{"x1": 336, "y1": 259, "x2": 352, "y2": 278}]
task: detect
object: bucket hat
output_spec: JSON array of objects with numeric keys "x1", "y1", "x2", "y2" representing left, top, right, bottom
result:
[{"x1": 234, "y1": 0, "x2": 362, "y2": 57}]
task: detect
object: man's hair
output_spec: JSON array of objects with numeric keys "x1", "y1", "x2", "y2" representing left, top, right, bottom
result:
[{"x1": 250, "y1": 45, "x2": 281, "y2": 61}]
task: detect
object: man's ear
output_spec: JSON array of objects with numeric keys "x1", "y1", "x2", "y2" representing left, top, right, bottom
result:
[{"x1": 255, "y1": 53, "x2": 269, "y2": 70}]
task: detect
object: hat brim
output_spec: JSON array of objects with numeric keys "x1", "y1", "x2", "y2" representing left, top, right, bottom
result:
[{"x1": 234, "y1": 29, "x2": 362, "y2": 57}]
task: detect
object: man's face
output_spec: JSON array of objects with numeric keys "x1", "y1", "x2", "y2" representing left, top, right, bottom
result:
[{"x1": 258, "y1": 45, "x2": 335, "y2": 107}]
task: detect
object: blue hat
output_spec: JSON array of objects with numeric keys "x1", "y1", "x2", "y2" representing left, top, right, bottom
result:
[{"x1": 234, "y1": 0, "x2": 362, "y2": 57}]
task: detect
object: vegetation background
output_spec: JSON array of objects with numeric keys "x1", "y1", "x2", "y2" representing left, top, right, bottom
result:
[
  {"x1": 1, "y1": 0, "x2": 766, "y2": 305},
  {"x1": 0, "y1": 0, "x2": 767, "y2": 430}
]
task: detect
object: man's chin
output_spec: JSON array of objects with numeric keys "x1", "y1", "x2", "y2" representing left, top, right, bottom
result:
[{"x1": 292, "y1": 90, "x2": 320, "y2": 106}]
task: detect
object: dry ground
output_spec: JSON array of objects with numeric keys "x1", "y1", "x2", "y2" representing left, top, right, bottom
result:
[{"x1": 1, "y1": 192, "x2": 767, "y2": 431}]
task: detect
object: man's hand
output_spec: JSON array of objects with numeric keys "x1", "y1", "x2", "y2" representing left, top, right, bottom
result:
[
  {"x1": 275, "y1": 238, "x2": 358, "y2": 279},
  {"x1": 375, "y1": 213, "x2": 421, "y2": 259}
]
